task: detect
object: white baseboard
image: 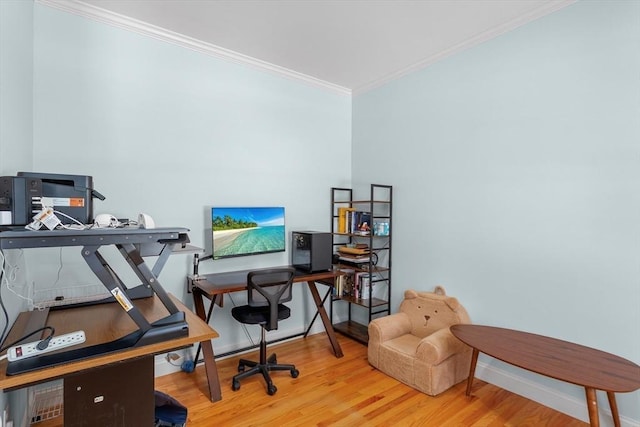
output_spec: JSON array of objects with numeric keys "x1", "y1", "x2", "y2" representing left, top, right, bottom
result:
[
  {"x1": 475, "y1": 361, "x2": 640, "y2": 427},
  {"x1": 154, "y1": 321, "x2": 328, "y2": 378}
]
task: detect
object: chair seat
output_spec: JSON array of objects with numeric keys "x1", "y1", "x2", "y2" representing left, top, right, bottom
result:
[{"x1": 232, "y1": 304, "x2": 291, "y2": 329}]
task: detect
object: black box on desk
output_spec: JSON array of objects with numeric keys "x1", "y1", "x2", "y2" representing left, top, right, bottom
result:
[
  {"x1": 291, "y1": 231, "x2": 332, "y2": 272},
  {"x1": 17, "y1": 172, "x2": 105, "y2": 224}
]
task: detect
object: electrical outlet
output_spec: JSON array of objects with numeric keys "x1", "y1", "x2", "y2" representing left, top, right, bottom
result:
[{"x1": 7, "y1": 331, "x2": 86, "y2": 362}]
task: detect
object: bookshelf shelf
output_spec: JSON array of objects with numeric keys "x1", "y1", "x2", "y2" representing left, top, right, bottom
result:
[
  {"x1": 332, "y1": 296, "x2": 388, "y2": 308},
  {"x1": 332, "y1": 320, "x2": 369, "y2": 345},
  {"x1": 329, "y1": 185, "x2": 392, "y2": 344}
]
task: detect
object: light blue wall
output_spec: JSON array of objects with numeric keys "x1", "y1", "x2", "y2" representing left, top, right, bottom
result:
[
  {"x1": 29, "y1": 4, "x2": 351, "y2": 352},
  {"x1": 353, "y1": 0, "x2": 639, "y2": 423},
  {"x1": 0, "y1": 1, "x2": 34, "y2": 424},
  {"x1": 0, "y1": 0, "x2": 33, "y2": 173},
  {"x1": 0, "y1": 1, "x2": 351, "y2": 371}
]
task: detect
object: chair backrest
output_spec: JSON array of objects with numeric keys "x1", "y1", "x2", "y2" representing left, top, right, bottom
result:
[
  {"x1": 247, "y1": 267, "x2": 296, "y2": 330},
  {"x1": 399, "y1": 287, "x2": 471, "y2": 338}
]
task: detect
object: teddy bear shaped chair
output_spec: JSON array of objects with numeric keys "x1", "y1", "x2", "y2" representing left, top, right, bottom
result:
[{"x1": 368, "y1": 286, "x2": 472, "y2": 396}]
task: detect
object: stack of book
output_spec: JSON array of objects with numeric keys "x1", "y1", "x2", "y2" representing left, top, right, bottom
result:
[
  {"x1": 336, "y1": 244, "x2": 370, "y2": 266},
  {"x1": 353, "y1": 272, "x2": 372, "y2": 300},
  {"x1": 333, "y1": 269, "x2": 354, "y2": 297},
  {"x1": 333, "y1": 270, "x2": 372, "y2": 300},
  {"x1": 337, "y1": 208, "x2": 372, "y2": 235}
]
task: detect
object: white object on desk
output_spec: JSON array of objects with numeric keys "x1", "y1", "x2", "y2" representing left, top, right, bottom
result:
[{"x1": 138, "y1": 213, "x2": 155, "y2": 229}]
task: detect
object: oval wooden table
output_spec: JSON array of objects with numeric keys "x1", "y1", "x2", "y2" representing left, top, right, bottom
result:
[{"x1": 450, "y1": 324, "x2": 640, "y2": 427}]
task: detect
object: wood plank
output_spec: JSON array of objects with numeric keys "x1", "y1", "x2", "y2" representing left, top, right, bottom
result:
[
  {"x1": 333, "y1": 320, "x2": 369, "y2": 343},
  {"x1": 156, "y1": 334, "x2": 586, "y2": 427},
  {"x1": 34, "y1": 334, "x2": 588, "y2": 426}
]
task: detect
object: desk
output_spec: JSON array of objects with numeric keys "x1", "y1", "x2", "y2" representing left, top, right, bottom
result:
[
  {"x1": 0, "y1": 295, "x2": 219, "y2": 424},
  {"x1": 451, "y1": 324, "x2": 640, "y2": 427},
  {"x1": 189, "y1": 267, "x2": 344, "y2": 397}
]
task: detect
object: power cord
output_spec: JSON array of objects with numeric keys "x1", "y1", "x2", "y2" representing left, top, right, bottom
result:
[
  {"x1": 25, "y1": 207, "x2": 88, "y2": 231},
  {"x1": 0, "y1": 249, "x2": 55, "y2": 353},
  {"x1": 54, "y1": 210, "x2": 88, "y2": 230},
  {"x1": 0, "y1": 250, "x2": 10, "y2": 343},
  {"x1": 0, "y1": 249, "x2": 34, "y2": 309}
]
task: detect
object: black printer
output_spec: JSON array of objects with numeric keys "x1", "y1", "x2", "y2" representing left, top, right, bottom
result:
[{"x1": 0, "y1": 172, "x2": 105, "y2": 226}]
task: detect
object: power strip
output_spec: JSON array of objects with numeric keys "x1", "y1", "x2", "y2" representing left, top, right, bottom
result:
[{"x1": 7, "y1": 331, "x2": 86, "y2": 362}]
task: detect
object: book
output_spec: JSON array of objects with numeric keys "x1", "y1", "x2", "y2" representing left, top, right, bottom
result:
[
  {"x1": 353, "y1": 211, "x2": 372, "y2": 235},
  {"x1": 338, "y1": 209, "x2": 372, "y2": 235},
  {"x1": 355, "y1": 272, "x2": 372, "y2": 299},
  {"x1": 337, "y1": 207, "x2": 355, "y2": 234},
  {"x1": 333, "y1": 269, "x2": 355, "y2": 297},
  {"x1": 337, "y1": 245, "x2": 369, "y2": 255},
  {"x1": 338, "y1": 254, "x2": 370, "y2": 263}
]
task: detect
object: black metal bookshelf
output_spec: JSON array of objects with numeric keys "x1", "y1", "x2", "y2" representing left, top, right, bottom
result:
[{"x1": 329, "y1": 184, "x2": 392, "y2": 344}]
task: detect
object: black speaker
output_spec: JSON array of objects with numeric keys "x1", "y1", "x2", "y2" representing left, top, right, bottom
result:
[{"x1": 291, "y1": 231, "x2": 332, "y2": 272}]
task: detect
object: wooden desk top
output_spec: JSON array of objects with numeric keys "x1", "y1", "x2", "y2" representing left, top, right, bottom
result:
[
  {"x1": 451, "y1": 324, "x2": 640, "y2": 393},
  {"x1": 0, "y1": 294, "x2": 218, "y2": 391},
  {"x1": 191, "y1": 266, "x2": 340, "y2": 297}
]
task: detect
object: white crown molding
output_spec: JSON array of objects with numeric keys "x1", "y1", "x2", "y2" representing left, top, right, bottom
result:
[
  {"x1": 352, "y1": 0, "x2": 578, "y2": 96},
  {"x1": 36, "y1": 0, "x2": 352, "y2": 96},
  {"x1": 37, "y1": 0, "x2": 576, "y2": 97}
]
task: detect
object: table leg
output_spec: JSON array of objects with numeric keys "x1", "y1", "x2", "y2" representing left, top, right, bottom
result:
[
  {"x1": 192, "y1": 288, "x2": 222, "y2": 402},
  {"x1": 465, "y1": 348, "x2": 479, "y2": 396},
  {"x1": 306, "y1": 281, "x2": 344, "y2": 358},
  {"x1": 200, "y1": 337, "x2": 222, "y2": 402},
  {"x1": 585, "y1": 387, "x2": 600, "y2": 427},
  {"x1": 193, "y1": 293, "x2": 222, "y2": 365},
  {"x1": 303, "y1": 285, "x2": 333, "y2": 338},
  {"x1": 607, "y1": 391, "x2": 621, "y2": 427},
  {"x1": 192, "y1": 287, "x2": 208, "y2": 321}
]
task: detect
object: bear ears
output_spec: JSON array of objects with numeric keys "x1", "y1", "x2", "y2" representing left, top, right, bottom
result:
[{"x1": 404, "y1": 286, "x2": 460, "y2": 310}]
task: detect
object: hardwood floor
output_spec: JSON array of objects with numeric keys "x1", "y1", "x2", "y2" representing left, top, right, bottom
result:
[{"x1": 154, "y1": 334, "x2": 588, "y2": 427}]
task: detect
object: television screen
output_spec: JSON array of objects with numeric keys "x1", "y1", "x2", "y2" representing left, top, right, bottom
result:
[{"x1": 211, "y1": 207, "x2": 286, "y2": 259}]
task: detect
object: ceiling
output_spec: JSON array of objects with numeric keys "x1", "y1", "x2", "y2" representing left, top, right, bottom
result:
[{"x1": 65, "y1": 0, "x2": 574, "y2": 94}]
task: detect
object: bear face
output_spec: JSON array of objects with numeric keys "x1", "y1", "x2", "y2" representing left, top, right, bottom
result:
[{"x1": 399, "y1": 286, "x2": 469, "y2": 338}]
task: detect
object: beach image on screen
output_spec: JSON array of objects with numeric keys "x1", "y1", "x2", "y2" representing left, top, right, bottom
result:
[{"x1": 211, "y1": 207, "x2": 285, "y2": 259}]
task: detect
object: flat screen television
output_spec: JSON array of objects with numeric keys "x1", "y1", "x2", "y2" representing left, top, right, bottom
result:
[{"x1": 211, "y1": 207, "x2": 286, "y2": 259}]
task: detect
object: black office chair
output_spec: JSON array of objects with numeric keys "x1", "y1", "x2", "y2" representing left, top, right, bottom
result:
[{"x1": 231, "y1": 267, "x2": 299, "y2": 395}]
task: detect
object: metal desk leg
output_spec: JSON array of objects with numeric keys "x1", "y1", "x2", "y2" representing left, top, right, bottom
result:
[{"x1": 306, "y1": 280, "x2": 343, "y2": 358}]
